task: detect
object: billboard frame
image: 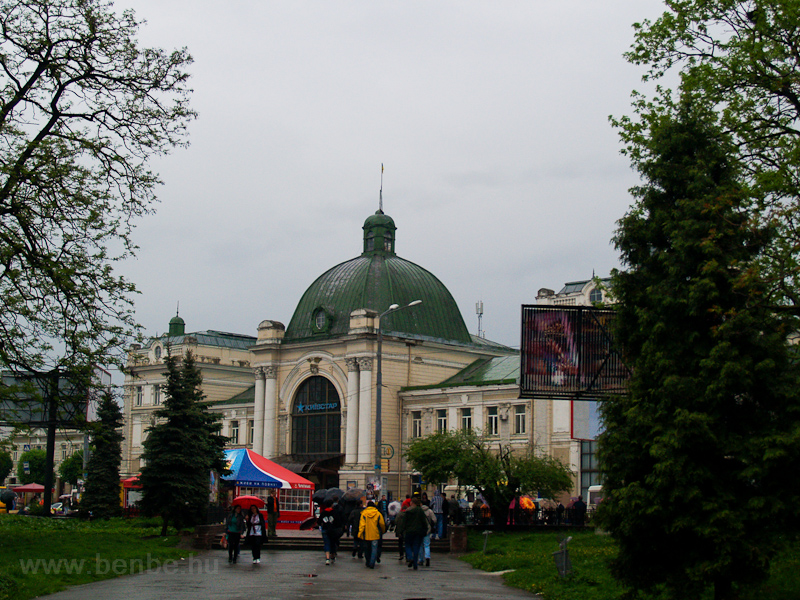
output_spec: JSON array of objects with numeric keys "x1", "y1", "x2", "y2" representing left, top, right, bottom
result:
[{"x1": 520, "y1": 305, "x2": 630, "y2": 401}]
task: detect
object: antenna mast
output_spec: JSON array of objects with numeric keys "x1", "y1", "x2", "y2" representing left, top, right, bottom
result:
[
  {"x1": 476, "y1": 300, "x2": 484, "y2": 338},
  {"x1": 379, "y1": 163, "x2": 384, "y2": 212}
]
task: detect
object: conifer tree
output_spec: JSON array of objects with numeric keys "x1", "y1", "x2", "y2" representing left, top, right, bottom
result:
[
  {"x1": 138, "y1": 351, "x2": 228, "y2": 536},
  {"x1": 597, "y1": 101, "x2": 800, "y2": 600},
  {"x1": 82, "y1": 392, "x2": 123, "y2": 519}
]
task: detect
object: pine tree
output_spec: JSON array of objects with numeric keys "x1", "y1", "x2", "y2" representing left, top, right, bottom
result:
[
  {"x1": 138, "y1": 350, "x2": 228, "y2": 535},
  {"x1": 597, "y1": 101, "x2": 800, "y2": 600},
  {"x1": 82, "y1": 392, "x2": 123, "y2": 519}
]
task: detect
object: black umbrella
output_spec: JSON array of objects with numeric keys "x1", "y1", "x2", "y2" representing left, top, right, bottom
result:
[
  {"x1": 299, "y1": 515, "x2": 318, "y2": 530},
  {"x1": 342, "y1": 487, "x2": 365, "y2": 501},
  {"x1": 312, "y1": 488, "x2": 327, "y2": 504},
  {"x1": 324, "y1": 487, "x2": 344, "y2": 502},
  {"x1": 0, "y1": 489, "x2": 17, "y2": 505}
]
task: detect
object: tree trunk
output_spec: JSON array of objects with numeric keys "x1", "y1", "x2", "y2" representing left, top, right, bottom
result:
[{"x1": 161, "y1": 515, "x2": 169, "y2": 537}]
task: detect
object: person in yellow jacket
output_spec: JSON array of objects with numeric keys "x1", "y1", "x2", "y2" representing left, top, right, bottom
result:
[{"x1": 358, "y1": 500, "x2": 386, "y2": 569}]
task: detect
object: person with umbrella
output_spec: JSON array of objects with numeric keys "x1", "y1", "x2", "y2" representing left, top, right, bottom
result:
[
  {"x1": 224, "y1": 505, "x2": 246, "y2": 564},
  {"x1": 246, "y1": 504, "x2": 266, "y2": 564},
  {"x1": 317, "y1": 497, "x2": 344, "y2": 565}
]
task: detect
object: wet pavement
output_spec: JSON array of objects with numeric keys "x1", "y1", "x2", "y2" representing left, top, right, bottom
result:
[{"x1": 41, "y1": 547, "x2": 540, "y2": 600}]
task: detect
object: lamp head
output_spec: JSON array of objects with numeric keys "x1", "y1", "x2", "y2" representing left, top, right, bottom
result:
[
  {"x1": 388, "y1": 304, "x2": 399, "y2": 310},
  {"x1": 408, "y1": 300, "x2": 422, "y2": 307}
]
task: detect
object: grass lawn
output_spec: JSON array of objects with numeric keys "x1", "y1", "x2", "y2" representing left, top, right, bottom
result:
[
  {"x1": 461, "y1": 528, "x2": 800, "y2": 600},
  {"x1": 0, "y1": 514, "x2": 196, "y2": 600}
]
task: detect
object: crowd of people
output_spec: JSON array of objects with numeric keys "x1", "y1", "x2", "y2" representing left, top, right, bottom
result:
[{"x1": 223, "y1": 488, "x2": 589, "y2": 568}]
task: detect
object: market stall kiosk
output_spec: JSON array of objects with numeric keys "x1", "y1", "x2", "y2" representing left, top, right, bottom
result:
[{"x1": 222, "y1": 449, "x2": 314, "y2": 530}]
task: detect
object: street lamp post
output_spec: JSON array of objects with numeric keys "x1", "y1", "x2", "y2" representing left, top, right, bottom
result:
[{"x1": 375, "y1": 300, "x2": 422, "y2": 496}]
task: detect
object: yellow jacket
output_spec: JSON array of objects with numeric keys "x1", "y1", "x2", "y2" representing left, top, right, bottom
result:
[{"x1": 358, "y1": 506, "x2": 386, "y2": 541}]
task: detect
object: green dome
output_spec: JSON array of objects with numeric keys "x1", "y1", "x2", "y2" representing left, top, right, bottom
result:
[
  {"x1": 284, "y1": 212, "x2": 471, "y2": 344},
  {"x1": 168, "y1": 313, "x2": 185, "y2": 336}
]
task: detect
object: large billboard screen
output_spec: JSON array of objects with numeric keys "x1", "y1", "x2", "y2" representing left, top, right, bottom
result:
[
  {"x1": 520, "y1": 305, "x2": 629, "y2": 400},
  {"x1": 0, "y1": 370, "x2": 93, "y2": 427}
]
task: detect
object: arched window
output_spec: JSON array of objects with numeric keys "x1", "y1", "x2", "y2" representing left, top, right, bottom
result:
[{"x1": 291, "y1": 376, "x2": 341, "y2": 456}]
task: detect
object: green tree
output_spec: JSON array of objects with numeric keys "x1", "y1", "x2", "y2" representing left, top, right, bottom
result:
[
  {"x1": 404, "y1": 429, "x2": 573, "y2": 529},
  {"x1": 57, "y1": 450, "x2": 83, "y2": 486},
  {"x1": 0, "y1": 0, "x2": 194, "y2": 393},
  {"x1": 597, "y1": 102, "x2": 800, "y2": 600},
  {"x1": 82, "y1": 391, "x2": 123, "y2": 519},
  {"x1": 0, "y1": 451, "x2": 12, "y2": 484},
  {"x1": 618, "y1": 1, "x2": 800, "y2": 311},
  {"x1": 138, "y1": 351, "x2": 228, "y2": 535},
  {"x1": 17, "y1": 448, "x2": 54, "y2": 485}
]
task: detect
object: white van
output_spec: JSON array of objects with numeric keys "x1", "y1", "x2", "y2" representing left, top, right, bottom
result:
[{"x1": 587, "y1": 485, "x2": 604, "y2": 511}]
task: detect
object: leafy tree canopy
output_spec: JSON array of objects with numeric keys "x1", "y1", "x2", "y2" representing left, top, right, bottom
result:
[
  {"x1": 0, "y1": 451, "x2": 12, "y2": 484},
  {"x1": 138, "y1": 351, "x2": 228, "y2": 535},
  {"x1": 58, "y1": 449, "x2": 83, "y2": 486},
  {"x1": 598, "y1": 100, "x2": 800, "y2": 600},
  {"x1": 17, "y1": 448, "x2": 53, "y2": 485},
  {"x1": 617, "y1": 0, "x2": 800, "y2": 310},
  {"x1": 0, "y1": 0, "x2": 194, "y2": 394},
  {"x1": 404, "y1": 429, "x2": 573, "y2": 529}
]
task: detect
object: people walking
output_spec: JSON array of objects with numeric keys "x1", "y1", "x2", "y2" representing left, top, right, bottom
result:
[
  {"x1": 349, "y1": 501, "x2": 364, "y2": 559},
  {"x1": 358, "y1": 500, "x2": 386, "y2": 569},
  {"x1": 266, "y1": 490, "x2": 280, "y2": 537},
  {"x1": 420, "y1": 499, "x2": 437, "y2": 567},
  {"x1": 318, "y1": 498, "x2": 345, "y2": 565},
  {"x1": 431, "y1": 489, "x2": 445, "y2": 539},
  {"x1": 403, "y1": 497, "x2": 428, "y2": 571},
  {"x1": 246, "y1": 504, "x2": 266, "y2": 564},
  {"x1": 225, "y1": 505, "x2": 245, "y2": 564}
]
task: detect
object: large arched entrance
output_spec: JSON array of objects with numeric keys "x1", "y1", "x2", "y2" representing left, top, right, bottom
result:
[{"x1": 291, "y1": 376, "x2": 341, "y2": 456}]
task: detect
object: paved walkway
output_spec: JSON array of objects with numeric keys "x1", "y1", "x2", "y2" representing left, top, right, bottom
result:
[{"x1": 43, "y1": 548, "x2": 540, "y2": 600}]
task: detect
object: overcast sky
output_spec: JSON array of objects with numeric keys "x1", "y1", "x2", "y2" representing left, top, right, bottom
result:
[{"x1": 115, "y1": 0, "x2": 668, "y2": 350}]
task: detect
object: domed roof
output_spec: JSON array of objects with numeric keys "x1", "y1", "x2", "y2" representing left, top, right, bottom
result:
[{"x1": 284, "y1": 211, "x2": 472, "y2": 344}]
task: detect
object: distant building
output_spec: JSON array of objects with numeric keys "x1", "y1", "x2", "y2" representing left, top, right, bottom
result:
[{"x1": 122, "y1": 210, "x2": 601, "y2": 499}]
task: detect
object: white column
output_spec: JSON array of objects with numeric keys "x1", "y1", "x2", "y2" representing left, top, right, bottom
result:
[
  {"x1": 252, "y1": 368, "x2": 266, "y2": 454},
  {"x1": 263, "y1": 366, "x2": 278, "y2": 458},
  {"x1": 357, "y1": 357, "x2": 373, "y2": 465},
  {"x1": 345, "y1": 358, "x2": 360, "y2": 465}
]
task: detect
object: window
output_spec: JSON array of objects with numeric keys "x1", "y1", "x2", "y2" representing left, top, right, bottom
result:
[
  {"x1": 580, "y1": 440, "x2": 601, "y2": 498},
  {"x1": 153, "y1": 385, "x2": 161, "y2": 406},
  {"x1": 436, "y1": 409, "x2": 447, "y2": 432},
  {"x1": 487, "y1": 407, "x2": 499, "y2": 436},
  {"x1": 135, "y1": 386, "x2": 143, "y2": 407},
  {"x1": 590, "y1": 288, "x2": 602, "y2": 304},
  {"x1": 248, "y1": 420, "x2": 254, "y2": 445},
  {"x1": 230, "y1": 420, "x2": 239, "y2": 445},
  {"x1": 12, "y1": 447, "x2": 17, "y2": 461},
  {"x1": 281, "y1": 489, "x2": 311, "y2": 513},
  {"x1": 411, "y1": 411, "x2": 422, "y2": 438},
  {"x1": 154, "y1": 345, "x2": 162, "y2": 360},
  {"x1": 291, "y1": 376, "x2": 341, "y2": 455},
  {"x1": 515, "y1": 405, "x2": 526, "y2": 435},
  {"x1": 461, "y1": 408, "x2": 472, "y2": 430},
  {"x1": 61, "y1": 443, "x2": 67, "y2": 460}
]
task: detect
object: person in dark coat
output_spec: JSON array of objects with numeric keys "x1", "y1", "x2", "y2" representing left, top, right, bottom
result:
[
  {"x1": 246, "y1": 505, "x2": 266, "y2": 564},
  {"x1": 225, "y1": 505, "x2": 246, "y2": 563},
  {"x1": 349, "y1": 502, "x2": 364, "y2": 559},
  {"x1": 266, "y1": 490, "x2": 280, "y2": 537},
  {"x1": 317, "y1": 498, "x2": 345, "y2": 565},
  {"x1": 403, "y1": 497, "x2": 428, "y2": 571}
]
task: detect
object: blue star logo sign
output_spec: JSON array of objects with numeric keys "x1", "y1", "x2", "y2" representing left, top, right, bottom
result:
[{"x1": 297, "y1": 403, "x2": 305, "y2": 413}]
